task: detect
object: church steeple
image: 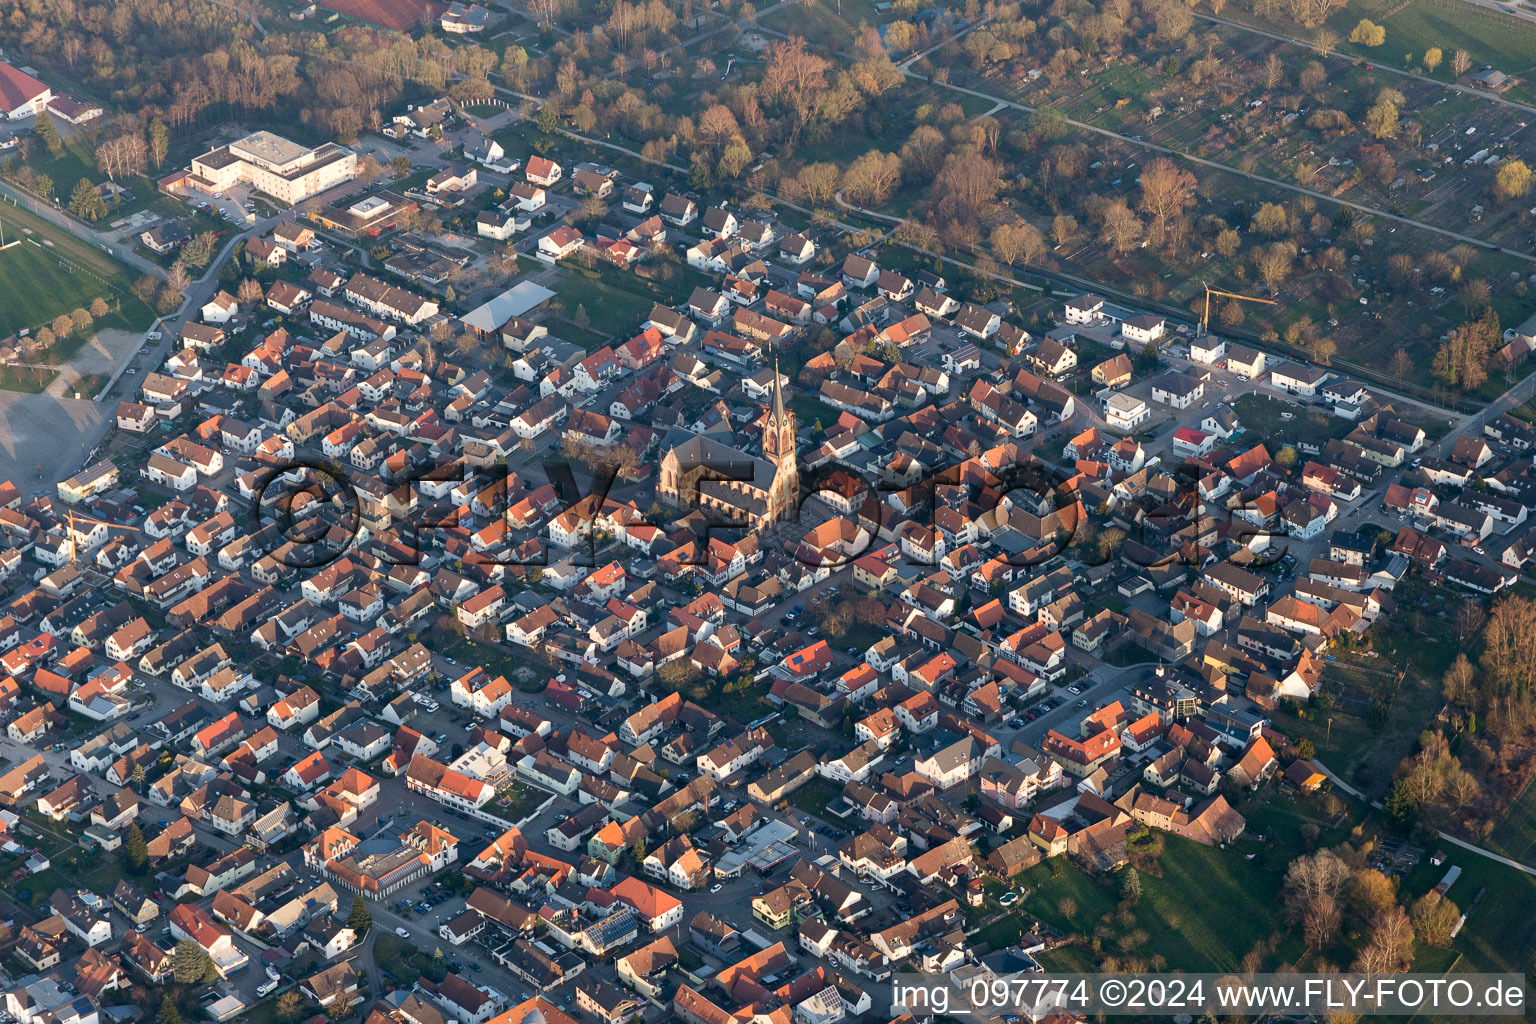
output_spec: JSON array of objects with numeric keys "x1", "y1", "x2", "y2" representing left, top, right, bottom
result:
[{"x1": 763, "y1": 355, "x2": 795, "y2": 466}]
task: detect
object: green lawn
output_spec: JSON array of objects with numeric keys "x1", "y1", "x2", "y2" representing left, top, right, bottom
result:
[
  {"x1": 790, "y1": 777, "x2": 845, "y2": 820},
  {"x1": 759, "y1": 0, "x2": 890, "y2": 48},
  {"x1": 494, "y1": 778, "x2": 549, "y2": 821},
  {"x1": 12, "y1": 137, "x2": 186, "y2": 222},
  {"x1": 547, "y1": 263, "x2": 711, "y2": 337},
  {"x1": 1485, "y1": 776, "x2": 1536, "y2": 865},
  {"x1": 1231, "y1": 393, "x2": 1351, "y2": 451},
  {"x1": 374, "y1": 932, "x2": 429, "y2": 985},
  {"x1": 1016, "y1": 835, "x2": 1291, "y2": 973},
  {"x1": 0, "y1": 200, "x2": 156, "y2": 339},
  {"x1": 1338, "y1": 0, "x2": 1536, "y2": 105},
  {"x1": 1282, "y1": 581, "x2": 1462, "y2": 796},
  {"x1": 1396, "y1": 838, "x2": 1536, "y2": 978}
]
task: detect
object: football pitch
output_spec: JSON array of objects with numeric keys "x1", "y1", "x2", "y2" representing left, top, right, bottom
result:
[{"x1": 0, "y1": 200, "x2": 153, "y2": 339}]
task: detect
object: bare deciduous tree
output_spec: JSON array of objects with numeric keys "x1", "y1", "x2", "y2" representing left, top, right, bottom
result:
[{"x1": 1137, "y1": 157, "x2": 1198, "y2": 242}]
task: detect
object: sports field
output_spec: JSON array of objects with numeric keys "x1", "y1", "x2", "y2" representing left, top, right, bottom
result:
[{"x1": 0, "y1": 200, "x2": 154, "y2": 339}]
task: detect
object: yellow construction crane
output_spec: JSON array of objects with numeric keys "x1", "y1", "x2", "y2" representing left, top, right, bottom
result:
[
  {"x1": 1200, "y1": 285, "x2": 1277, "y2": 337},
  {"x1": 65, "y1": 510, "x2": 137, "y2": 566}
]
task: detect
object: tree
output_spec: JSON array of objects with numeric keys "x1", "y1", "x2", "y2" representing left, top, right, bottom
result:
[
  {"x1": 182, "y1": 232, "x2": 215, "y2": 269},
  {"x1": 1030, "y1": 106, "x2": 1070, "y2": 144},
  {"x1": 1355, "y1": 904, "x2": 1412, "y2": 973},
  {"x1": 1424, "y1": 48, "x2": 1443, "y2": 73},
  {"x1": 1358, "y1": 143, "x2": 1396, "y2": 187},
  {"x1": 165, "y1": 261, "x2": 191, "y2": 300},
  {"x1": 69, "y1": 178, "x2": 105, "y2": 221},
  {"x1": 1496, "y1": 160, "x2": 1532, "y2": 199},
  {"x1": 528, "y1": 0, "x2": 561, "y2": 27},
  {"x1": 1364, "y1": 98, "x2": 1399, "y2": 139},
  {"x1": 1454, "y1": 598, "x2": 1487, "y2": 643},
  {"x1": 1303, "y1": 893, "x2": 1341, "y2": 952},
  {"x1": 1480, "y1": 594, "x2": 1536, "y2": 693},
  {"x1": 1282, "y1": 849, "x2": 1350, "y2": 923},
  {"x1": 1099, "y1": 201, "x2": 1142, "y2": 254},
  {"x1": 90, "y1": 296, "x2": 110, "y2": 318},
  {"x1": 894, "y1": 218, "x2": 938, "y2": 251},
  {"x1": 71, "y1": 308, "x2": 93, "y2": 336},
  {"x1": 173, "y1": 939, "x2": 217, "y2": 983},
  {"x1": 536, "y1": 104, "x2": 559, "y2": 134},
  {"x1": 1276, "y1": 445, "x2": 1299, "y2": 468},
  {"x1": 1346, "y1": 868, "x2": 1397, "y2": 923},
  {"x1": 1385, "y1": 777, "x2": 1420, "y2": 827},
  {"x1": 1389, "y1": 348, "x2": 1413, "y2": 379},
  {"x1": 1410, "y1": 892, "x2": 1460, "y2": 946},
  {"x1": 1216, "y1": 228, "x2": 1241, "y2": 258},
  {"x1": 760, "y1": 36, "x2": 831, "y2": 146},
  {"x1": 990, "y1": 221, "x2": 1044, "y2": 266},
  {"x1": 842, "y1": 150, "x2": 902, "y2": 206},
  {"x1": 1452, "y1": 49, "x2": 1472, "y2": 77},
  {"x1": 53, "y1": 314, "x2": 76, "y2": 339},
  {"x1": 125, "y1": 823, "x2": 148, "y2": 871},
  {"x1": 796, "y1": 163, "x2": 841, "y2": 205},
  {"x1": 237, "y1": 279, "x2": 264, "y2": 305},
  {"x1": 36, "y1": 114, "x2": 63, "y2": 156},
  {"x1": 148, "y1": 119, "x2": 170, "y2": 169},
  {"x1": 1051, "y1": 214, "x2": 1077, "y2": 248},
  {"x1": 1120, "y1": 867, "x2": 1141, "y2": 904},
  {"x1": 326, "y1": 992, "x2": 354, "y2": 1022},
  {"x1": 1252, "y1": 202, "x2": 1289, "y2": 236},
  {"x1": 1255, "y1": 241, "x2": 1298, "y2": 294},
  {"x1": 346, "y1": 893, "x2": 372, "y2": 935},
  {"x1": 1349, "y1": 18, "x2": 1385, "y2": 45},
  {"x1": 1442, "y1": 652, "x2": 1476, "y2": 704},
  {"x1": 392, "y1": 156, "x2": 412, "y2": 178},
  {"x1": 932, "y1": 151, "x2": 1002, "y2": 221},
  {"x1": 34, "y1": 327, "x2": 54, "y2": 350},
  {"x1": 1137, "y1": 156, "x2": 1198, "y2": 241},
  {"x1": 276, "y1": 993, "x2": 306, "y2": 1024},
  {"x1": 1432, "y1": 308, "x2": 1498, "y2": 391},
  {"x1": 158, "y1": 996, "x2": 184, "y2": 1024}
]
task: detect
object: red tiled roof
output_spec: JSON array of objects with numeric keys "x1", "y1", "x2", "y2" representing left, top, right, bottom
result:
[
  {"x1": 320, "y1": 0, "x2": 443, "y2": 30},
  {"x1": 0, "y1": 62, "x2": 47, "y2": 111}
]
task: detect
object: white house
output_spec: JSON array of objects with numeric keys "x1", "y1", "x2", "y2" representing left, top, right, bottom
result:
[
  {"x1": 1170, "y1": 427, "x2": 1215, "y2": 457},
  {"x1": 0, "y1": 63, "x2": 52, "y2": 120},
  {"x1": 1120, "y1": 313, "x2": 1165, "y2": 345},
  {"x1": 201, "y1": 293, "x2": 238, "y2": 324},
  {"x1": 1270, "y1": 364, "x2": 1329, "y2": 396},
  {"x1": 1103, "y1": 391, "x2": 1149, "y2": 431},
  {"x1": 527, "y1": 156, "x2": 562, "y2": 187},
  {"x1": 1151, "y1": 371, "x2": 1204, "y2": 410},
  {"x1": 1189, "y1": 336, "x2": 1226, "y2": 365},
  {"x1": 1063, "y1": 293, "x2": 1105, "y2": 325}
]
